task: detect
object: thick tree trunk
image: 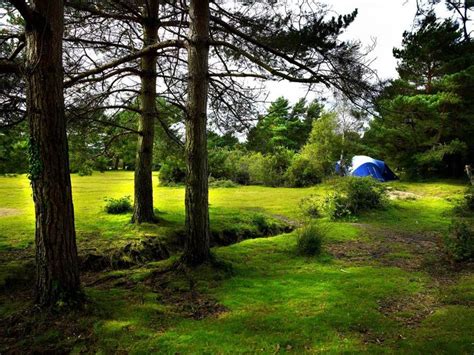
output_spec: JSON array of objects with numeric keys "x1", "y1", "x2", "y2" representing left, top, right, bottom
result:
[
  {"x1": 25, "y1": 0, "x2": 81, "y2": 306},
  {"x1": 182, "y1": 0, "x2": 211, "y2": 265},
  {"x1": 132, "y1": 1, "x2": 159, "y2": 224}
]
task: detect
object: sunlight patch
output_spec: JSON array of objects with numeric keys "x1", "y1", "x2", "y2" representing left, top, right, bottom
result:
[{"x1": 0, "y1": 208, "x2": 21, "y2": 218}]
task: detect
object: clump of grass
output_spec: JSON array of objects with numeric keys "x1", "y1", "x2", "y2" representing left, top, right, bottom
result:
[
  {"x1": 104, "y1": 196, "x2": 133, "y2": 214},
  {"x1": 295, "y1": 223, "x2": 325, "y2": 256},
  {"x1": 444, "y1": 219, "x2": 474, "y2": 262}
]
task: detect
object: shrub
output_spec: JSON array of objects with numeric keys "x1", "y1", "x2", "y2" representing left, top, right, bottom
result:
[
  {"x1": 239, "y1": 149, "x2": 293, "y2": 187},
  {"x1": 77, "y1": 162, "x2": 93, "y2": 176},
  {"x1": 299, "y1": 195, "x2": 321, "y2": 218},
  {"x1": 104, "y1": 196, "x2": 133, "y2": 214},
  {"x1": 344, "y1": 177, "x2": 386, "y2": 214},
  {"x1": 285, "y1": 154, "x2": 322, "y2": 187},
  {"x1": 209, "y1": 178, "x2": 238, "y2": 188},
  {"x1": 208, "y1": 148, "x2": 233, "y2": 180},
  {"x1": 323, "y1": 192, "x2": 352, "y2": 220},
  {"x1": 444, "y1": 219, "x2": 474, "y2": 262},
  {"x1": 323, "y1": 177, "x2": 387, "y2": 220},
  {"x1": 159, "y1": 161, "x2": 186, "y2": 185},
  {"x1": 464, "y1": 186, "x2": 474, "y2": 211},
  {"x1": 296, "y1": 223, "x2": 324, "y2": 256}
]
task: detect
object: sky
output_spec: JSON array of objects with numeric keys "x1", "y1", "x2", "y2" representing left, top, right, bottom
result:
[{"x1": 266, "y1": 0, "x2": 422, "y2": 103}]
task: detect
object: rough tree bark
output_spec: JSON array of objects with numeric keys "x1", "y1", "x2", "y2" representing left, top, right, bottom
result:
[
  {"x1": 132, "y1": 0, "x2": 159, "y2": 224},
  {"x1": 23, "y1": 0, "x2": 81, "y2": 306},
  {"x1": 182, "y1": 0, "x2": 211, "y2": 265}
]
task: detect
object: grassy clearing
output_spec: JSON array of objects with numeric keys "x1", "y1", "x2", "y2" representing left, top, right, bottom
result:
[{"x1": 0, "y1": 172, "x2": 473, "y2": 353}]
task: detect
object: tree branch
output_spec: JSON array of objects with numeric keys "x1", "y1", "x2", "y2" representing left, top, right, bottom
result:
[{"x1": 64, "y1": 39, "x2": 185, "y2": 88}]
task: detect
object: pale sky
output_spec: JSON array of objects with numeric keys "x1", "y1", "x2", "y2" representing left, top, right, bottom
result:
[{"x1": 266, "y1": 0, "x2": 426, "y2": 103}]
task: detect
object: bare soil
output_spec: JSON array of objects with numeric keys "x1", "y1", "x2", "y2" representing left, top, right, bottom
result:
[{"x1": 0, "y1": 208, "x2": 21, "y2": 217}]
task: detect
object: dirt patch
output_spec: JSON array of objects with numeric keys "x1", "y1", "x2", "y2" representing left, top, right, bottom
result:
[
  {"x1": 157, "y1": 288, "x2": 227, "y2": 320},
  {"x1": 377, "y1": 293, "x2": 438, "y2": 328},
  {"x1": 328, "y1": 225, "x2": 444, "y2": 272},
  {"x1": 0, "y1": 208, "x2": 21, "y2": 217},
  {"x1": 387, "y1": 190, "x2": 420, "y2": 201}
]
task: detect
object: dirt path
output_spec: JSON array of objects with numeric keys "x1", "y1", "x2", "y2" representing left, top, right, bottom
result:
[{"x1": 329, "y1": 222, "x2": 473, "y2": 330}]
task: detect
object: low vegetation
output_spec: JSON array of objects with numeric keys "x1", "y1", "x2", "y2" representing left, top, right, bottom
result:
[
  {"x1": 0, "y1": 173, "x2": 472, "y2": 353},
  {"x1": 104, "y1": 196, "x2": 133, "y2": 214},
  {"x1": 295, "y1": 223, "x2": 325, "y2": 256},
  {"x1": 445, "y1": 219, "x2": 474, "y2": 262}
]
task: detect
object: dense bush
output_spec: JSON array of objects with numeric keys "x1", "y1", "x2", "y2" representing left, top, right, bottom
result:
[
  {"x1": 444, "y1": 219, "x2": 474, "y2": 262},
  {"x1": 323, "y1": 177, "x2": 387, "y2": 220},
  {"x1": 299, "y1": 195, "x2": 321, "y2": 218},
  {"x1": 464, "y1": 186, "x2": 474, "y2": 211},
  {"x1": 159, "y1": 161, "x2": 186, "y2": 185},
  {"x1": 77, "y1": 162, "x2": 93, "y2": 176},
  {"x1": 260, "y1": 149, "x2": 294, "y2": 187},
  {"x1": 296, "y1": 223, "x2": 324, "y2": 256},
  {"x1": 285, "y1": 154, "x2": 322, "y2": 187},
  {"x1": 104, "y1": 196, "x2": 133, "y2": 214}
]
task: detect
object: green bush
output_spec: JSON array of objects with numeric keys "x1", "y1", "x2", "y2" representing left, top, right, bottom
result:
[
  {"x1": 104, "y1": 196, "x2": 133, "y2": 214},
  {"x1": 77, "y1": 162, "x2": 93, "y2": 176},
  {"x1": 285, "y1": 154, "x2": 322, "y2": 187},
  {"x1": 299, "y1": 195, "x2": 321, "y2": 218},
  {"x1": 209, "y1": 148, "x2": 233, "y2": 180},
  {"x1": 444, "y1": 219, "x2": 474, "y2": 262},
  {"x1": 296, "y1": 223, "x2": 324, "y2": 256},
  {"x1": 158, "y1": 161, "x2": 186, "y2": 185},
  {"x1": 464, "y1": 186, "x2": 474, "y2": 211},
  {"x1": 323, "y1": 192, "x2": 352, "y2": 220},
  {"x1": 209, "y1": 178, "x2": 238, "y2": 188},
  {"x1": 344, "y1": 177, "x2": 387, "y2": 214},
  {"x1": 323, "y1": 177, "x2": 387, "y2": 220}
]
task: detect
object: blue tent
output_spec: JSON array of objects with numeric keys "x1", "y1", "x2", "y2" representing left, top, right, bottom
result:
[{"x1": 337, "y1": 155, "x2": 398, "y2": 182}]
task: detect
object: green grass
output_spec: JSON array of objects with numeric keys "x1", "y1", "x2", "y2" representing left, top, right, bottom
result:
[{"x1": 0, "y1": 172, "x2": 473, "y2": 353}]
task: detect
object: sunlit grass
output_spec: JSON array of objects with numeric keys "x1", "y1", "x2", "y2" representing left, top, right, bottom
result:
[{"x1": 0, "y1": 172, "x2": 473, "y2": 353}]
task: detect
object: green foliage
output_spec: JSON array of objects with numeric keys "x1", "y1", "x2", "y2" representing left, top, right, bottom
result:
[
  {"x1": 285, "y1": 154, "x2": 322, "y2": 187},
  {"x1": 323, "y1": 191, "x2": 353, "y2": 220},
  {"x1": 365, "y1": 13, "x2": 474, "y2": 178},
  {"x1": 246, "y1": 97, "x2": 322, "y2": 153},
  {"x1": 295, "y1": 223, "x2": 324, "y2": 256},
  {"x1": 104, "y1": 196, "x2": 133, "y2": 214},
  {"x1": 158, "y1": 161, "x2": 186, "y2": 186},
  {"x1": 77, "y1": 162, "x2": 94, "y2": 176},
  {"x1": 323, "y1": 177, "x2": 387, "y2": 220},
  {"x1": 464, "y1": 186, "x2": 474, "y2": 211},
  {"x1": 299, "y1": 195, "x2": 321, "y2": 218},
  {"x1": 209, "y1": 178, "x2": 238, "y2": 188},
  {"x1": 0, "y1": 125, "x2": 28, "y2": 174},
  {"x1": 444, "y1": 219, "x2": 474, "y2": 262},
  {"x1": 298, "y1": 112, "x2": 345, "y2": 178}
]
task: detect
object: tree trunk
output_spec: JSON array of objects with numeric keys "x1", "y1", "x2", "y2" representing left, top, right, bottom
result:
[
  {"x1": 25, "y1": 0, "x2": 81, "y2": 306},
  {"x1": 132, "y1": 0, "x2": 159, "y2": 224},
  {"x1": 182, "y1": 0, "x2": 211, "y2": 265}
]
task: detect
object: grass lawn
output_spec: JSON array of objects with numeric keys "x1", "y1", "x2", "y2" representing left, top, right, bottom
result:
[{"x1": 0, "y1": 172, "x2": 473, "y2": 353}]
